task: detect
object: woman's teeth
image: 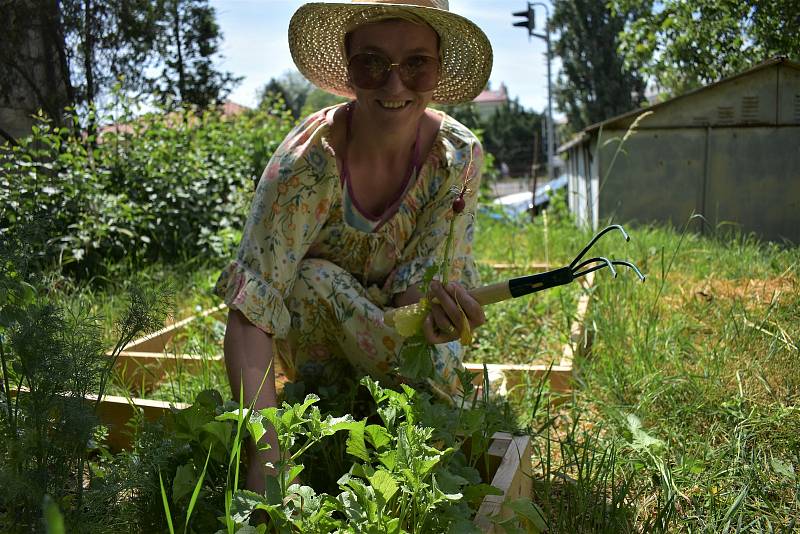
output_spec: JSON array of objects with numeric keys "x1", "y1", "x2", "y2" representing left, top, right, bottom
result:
[{"x1": 379, "y1": 100, "x2": 408, "y2": 109}]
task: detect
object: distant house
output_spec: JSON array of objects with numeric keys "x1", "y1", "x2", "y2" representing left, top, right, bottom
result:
[
  {"x1": 559, "y1": 57, "x2": 800, "y2": 243},
  {"x1": 473, "y1": 82, "x2": 509, "y2": 120}
]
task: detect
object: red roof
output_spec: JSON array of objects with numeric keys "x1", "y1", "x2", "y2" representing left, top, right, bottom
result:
[{"x1": 473, "y1": 83, "x2": 508, "y2": 104}]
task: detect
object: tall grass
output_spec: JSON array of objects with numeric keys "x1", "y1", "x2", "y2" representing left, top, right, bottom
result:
[{"x1": 502, "y1": 205, "x2": 800, "y2": 531}]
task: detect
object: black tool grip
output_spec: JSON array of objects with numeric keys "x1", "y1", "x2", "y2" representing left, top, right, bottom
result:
[{"x1": 508, "y1": 267, "x2": 574, "y2": 298}]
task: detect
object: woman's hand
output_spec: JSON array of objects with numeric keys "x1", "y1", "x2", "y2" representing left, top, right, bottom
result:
[{"x1": 423, "y1": 280, "x2": 486, "y2": 344}]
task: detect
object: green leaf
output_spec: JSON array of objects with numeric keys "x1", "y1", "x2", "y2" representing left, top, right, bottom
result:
[
  {"x1": 42, "y1": 495, "x2": 65, "y2": 534},
  {"x1": 172, "y1": 462, "x2": 196, "y2": 503},
  {"x1": 201, "y1": 421, "x2": 231, "y2": 450},
  {"x1": 231, "y1": 490, "x2": 269, "y2": 524},
  {"x1": 503, "y1": 498, "x2": 548, "y2": 532},
  {"x1": 626, "y1": 413, "x2": 664, "y2": 453},
  {"x1": 447, "y1": 517, "x2": 481, "y2": 534},
  {"x1": 246, "y1": 412, "x2": 267, "y2": 445},
  {"x1": 185, "y1": 444, "x2": 213, "y2": 532},
  {"x1": 346, "y1": 420, "x2": 370, "y2": 462},
  {"x1": 770, "y1": 457, "x2": 795, "y2": 481},
  {"x1": 158, "y1": 471, "x2": 175, "y2": 534},
  {"x1": 398, "y1": 339, "x2": 434, "y2": 380},
  {"x1": 365, "y1": 424, "x2": 392, "y2": 450},
  {"x1": 460, "y1": 483, "x2": 503, "y2": 504},
  {"x1": 367, "y1": 469, "x2": 399, "y2": 506}
]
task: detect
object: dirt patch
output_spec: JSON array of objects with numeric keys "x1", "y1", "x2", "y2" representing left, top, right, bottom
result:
[
  {"x1": 691, "y1": 276, "x2": 797, "y2": 305},
  {"x1": 661, "y1": 273, "x2": 798, "y2": 311}
]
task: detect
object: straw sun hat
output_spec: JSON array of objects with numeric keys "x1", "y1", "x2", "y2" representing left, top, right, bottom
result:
[{"x1": 288, "y1": 0, "x2": 493, "y2": 104}]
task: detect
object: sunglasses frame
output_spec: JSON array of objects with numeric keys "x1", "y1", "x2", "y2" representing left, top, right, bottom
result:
[{"x1": 347, "y1": 52, "x2": 441, "y2": 92}]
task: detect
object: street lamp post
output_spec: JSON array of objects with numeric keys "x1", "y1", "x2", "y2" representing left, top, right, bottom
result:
[{"x1": 513, "y1": 2, "x2": 554, "y2": 185}]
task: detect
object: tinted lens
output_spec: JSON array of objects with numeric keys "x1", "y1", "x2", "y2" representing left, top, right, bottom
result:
[
  {"x1": 399, "y1": 55, "x2": 439, "y2": 91},
  {"x1": 348, "y1": 53, "x2": 439, "y2": 91},
  {"x1": 348, "y1": 53, "x2": 391, "y2": 90}
]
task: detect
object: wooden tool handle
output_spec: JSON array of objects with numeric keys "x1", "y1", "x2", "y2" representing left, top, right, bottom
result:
[
  {"x1": 469, "y1": 281, "x2": 512, "y2": 306},
  {"x1": 383, "y1": 281, "x2": 511, "y2": 327}
]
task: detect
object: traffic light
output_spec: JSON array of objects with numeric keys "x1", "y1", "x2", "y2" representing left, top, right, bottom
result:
[{"x1": 512, "y1": 2, "x2": 536, "y2": 36}]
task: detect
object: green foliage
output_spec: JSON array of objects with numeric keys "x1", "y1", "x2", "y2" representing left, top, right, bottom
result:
[
  {"x1": 439, "y1": 100, "x2": 545, "y2": 177},
  {"x1": 0, "y1": 0, "x2": 240, "y2": 139},
  {"x1": 0, "y1": 97, "x2": 294, "y2": 280},
  {"x1": 551, "y1": 0, "x2": 649, "y2": 130},
  {"x1": 0, "y1": 227, "x2": 173, "y2": 531},
  {"x1": 612, "y1": 0, "x2": 800, "y2": 97},
  {"x1": 218, "y1": 376, "x2": 524, "y2": 532}
]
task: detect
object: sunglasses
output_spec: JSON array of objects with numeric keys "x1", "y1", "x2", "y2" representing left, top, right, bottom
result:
[{"x1": 347, "y1": 53, "x2": 440, "y2": 92}]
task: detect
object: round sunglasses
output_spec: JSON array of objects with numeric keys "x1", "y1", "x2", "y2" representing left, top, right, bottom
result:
[{"x1": 347, "y1": 53, "x2": 440, "y2": 92}]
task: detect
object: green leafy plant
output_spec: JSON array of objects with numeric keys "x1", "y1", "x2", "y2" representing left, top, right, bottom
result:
[{"x1": 0, "y1": 223, "x2": 173, "y2": 531}]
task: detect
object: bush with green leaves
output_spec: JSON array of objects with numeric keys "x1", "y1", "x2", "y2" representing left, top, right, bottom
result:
[{"x1": 0, "y1": 97, "x2": 294, "y2": 279}]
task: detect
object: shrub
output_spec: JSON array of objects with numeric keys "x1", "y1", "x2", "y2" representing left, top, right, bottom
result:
[{"x1": 0, "y1": 98, "x2": 294, "y2": 280}]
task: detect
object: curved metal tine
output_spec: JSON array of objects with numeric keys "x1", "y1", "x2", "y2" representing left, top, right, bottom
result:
[
  {"x1": 571, "y1": 256, "x2": 617, "y2": 279},
  {"x1": 569, "y1": 224, "x2": 631, "y2": 270},
  {"x1": 611, "y1": 260, "x2": 646, "y2": 282}
]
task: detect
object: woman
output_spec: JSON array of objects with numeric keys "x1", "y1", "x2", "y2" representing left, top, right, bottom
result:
[{"x1": 216, "y1": 0, "x2": 493, "y2": 493}]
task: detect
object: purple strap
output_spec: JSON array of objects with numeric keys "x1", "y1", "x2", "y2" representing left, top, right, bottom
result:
[{"x1": 341, "y1": 102, "x2": 422, "y2": 224}]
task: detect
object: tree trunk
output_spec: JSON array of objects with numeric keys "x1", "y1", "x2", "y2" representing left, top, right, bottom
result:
[
  {"x1": 0, "y1": 0, "x2": 72, "y2": 141},
  {"x1": 83, "y1": 0, "x2": 97, "y2": 140},
  {"x1": 173, "y1": 0, "x2": 185, "y2": 102}
]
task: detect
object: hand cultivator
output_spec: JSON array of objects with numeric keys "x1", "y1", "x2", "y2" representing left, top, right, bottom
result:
[{"x1": 385, "y1": 224, "x2": 645, "y2": 329}]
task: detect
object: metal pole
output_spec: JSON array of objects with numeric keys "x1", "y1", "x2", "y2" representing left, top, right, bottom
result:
[
  {"x1": 526, "y1": 2, "x2": 554, "y2": 185},
  {"x1": 545, "y1": 25, "x2": 554, "y2": 184}
]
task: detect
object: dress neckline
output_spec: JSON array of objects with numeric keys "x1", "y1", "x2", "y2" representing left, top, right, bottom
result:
[{"x1": 339, "y1": 103, "x2": 423, "y2": 228}]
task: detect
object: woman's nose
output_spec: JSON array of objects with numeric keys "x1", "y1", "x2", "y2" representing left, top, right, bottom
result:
[{"x1": 383, "y1": 65, "x2": 407, "y2": 92}]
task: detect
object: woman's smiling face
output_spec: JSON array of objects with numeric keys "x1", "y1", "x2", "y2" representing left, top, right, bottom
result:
[{"x1": 346, "y1": 19, "x2": 440, "y2": 129}]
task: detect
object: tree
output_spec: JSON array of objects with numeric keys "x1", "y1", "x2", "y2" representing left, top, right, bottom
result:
[
  {"x1": 59, "y1": 0, "x2": 163, "y2": 135},
  {"x1": 550, "y1": 0, "x2": 650, "y2": 131},
  {"x1": 481, "y1": 100, "x2": 545, "y2": 177},
  {"x1": 0, "y1": 0, "x2": 239, "y2": 141},
  {"x1": 612, "y1": 0, "x2": 800, "y2": 98},
  {"x1": 258, "y1": 70, "x2": 316, "y2": 119},
  {"x1": 301, "y1": 87, "x2": 347, "y2": 117},
  {"x1": 152, "y1": 0, "x2": 241, "y2": 109}
]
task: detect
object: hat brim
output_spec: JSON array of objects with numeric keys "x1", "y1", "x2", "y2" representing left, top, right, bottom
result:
[{"x1": 289, "y1": 2, "x2": 493, "y2": 104}]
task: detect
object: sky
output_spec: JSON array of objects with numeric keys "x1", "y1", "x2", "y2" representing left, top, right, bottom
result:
[{"x1": 209, "y1": 0, "x2": 561, "y2": 115}]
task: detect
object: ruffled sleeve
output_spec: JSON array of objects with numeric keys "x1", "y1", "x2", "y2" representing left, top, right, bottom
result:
[
  {"x1": 389, "y1": 122, "x2": 483, "y2": 295},
  {"x1": 214, "y1": 111, "x2": 338, "y2": 337}
]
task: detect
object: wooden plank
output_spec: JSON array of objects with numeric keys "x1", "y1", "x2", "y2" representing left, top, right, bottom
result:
[
  {"x1": 90, "y1": 393, "x2": 189, "y2": 451},
  {"x1": 10, "y1": 387, "x2": 187, "y2": 452},
  {"x1": 560, "y1": 271, "x2": 595, "y2": 368},
  {"x1": 475, "y1": 434, "x2": 533, "y2": 532},
  {"x1": 464, "y1": 362, "x2": 573, "y2": 395},
  {"x1": 122, "y1": 303, "x2": 227, "y2": 353},
  {"x1": 113, "y1": 351, "x2": 223, "y2": 393}
]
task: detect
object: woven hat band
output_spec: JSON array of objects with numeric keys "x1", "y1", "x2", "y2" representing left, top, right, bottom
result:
[{"x1": 352, "y1": 0, "x2": 448, "y2": 8}]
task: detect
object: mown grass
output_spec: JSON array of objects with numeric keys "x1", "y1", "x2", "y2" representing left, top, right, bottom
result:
[{"x1": 476, "y1": 200, "x2": 800, "y2": 532}]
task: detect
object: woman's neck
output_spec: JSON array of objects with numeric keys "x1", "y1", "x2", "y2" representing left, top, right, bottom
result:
[{"x1": 348, "y1": 103, "x2": 420, "y2": 165}]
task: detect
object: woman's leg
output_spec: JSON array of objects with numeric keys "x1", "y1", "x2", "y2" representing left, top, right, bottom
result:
[{"x1": 223, "y1": 308, "x2": 279, "y2": 494}]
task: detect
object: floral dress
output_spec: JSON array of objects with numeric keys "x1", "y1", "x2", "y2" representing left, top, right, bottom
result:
[{"x1": 214, "y1": 103, "x2": 483, "y2": 396}]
